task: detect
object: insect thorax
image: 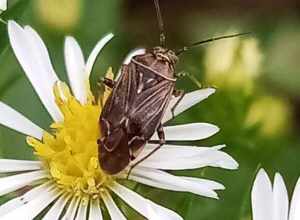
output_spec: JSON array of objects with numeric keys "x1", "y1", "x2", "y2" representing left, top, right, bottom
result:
[
  {"x1": 151, "y1": 46, "x2": 178, "y2": 65},
  {"x1": 133, "y1": 46, "x2": 178, "y2": 80}
]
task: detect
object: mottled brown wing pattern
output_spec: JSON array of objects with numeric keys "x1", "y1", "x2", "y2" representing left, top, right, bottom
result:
[
  {"x1": 100, "y1": 64, "x2": 137, "y2": 130},
  {"x1": 127, "y1": 61, "x2": 175, "y2": 139},
  {"x1": 99, "y1": 64, "x2": 136, "y2": 174},
  {"x1": 99, "y1": 53, "x2": 176, "y2": 174},
  {"x1": 129, "y1": 80, "x2": 173, "y2": 138}
]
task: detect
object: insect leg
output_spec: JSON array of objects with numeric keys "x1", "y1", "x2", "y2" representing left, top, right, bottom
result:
[
  {"x1": 171, "y1": 90, "x2": 185, "y2": 119},
  {"x1": 126, "y1": 143, "x2": 164, "y2": 179},
  {"x1": 102, "y1": 77, "x2": 115, "y2": 88},
  {"x1": 128, "y1": 136, "x2": 146, "y2": 160},
  {"x1": 175, "y1": 71, "x2": 202, "y2": 88},
  {"x1": 127, "y1": 124, "x2": 165, "y2": 178},
  {"x1": 97, "y1": 77, "x2": 115, "y2": 108},
  {"x1": 156, "y1": 123, "x2": 166, "y2": 144},
  {"x1": 175, "y1": 71, "x2": 187, "y2": 78}
]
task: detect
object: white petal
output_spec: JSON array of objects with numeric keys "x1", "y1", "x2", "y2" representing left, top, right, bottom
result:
[
  {"x1": 0, "y1": 181, "x2": 53, "y2": 216},
  {"x1": 8, "y1": 21, "x2": 63, "y2": 122},
  {"x1": 61, "y1": 196, "x2": 80, "y2": 220},
  {"x1": 273, "y1": 173, "x2": 289, "y2": 220},
  {"x1": 101, "y1": 190, "x2": 126, "y2": 220},
  {"x1": 289, "y1": 177, "x2": 300, "y2": 220},
  {"x1": 151, "y1": 123, "x2": 219, "y2": 141},
  {"x1": 1, "y1": 187, "x2": 62, "y2": 220},
  {"x1": 141, "y1": 144, "x2": 224, "y2": 158},
  {"x1": 162, "y1": 88, "x2": 216, "y2": 123},
  {"x1": 147, "y1": 204, "x2": 169, "y2": 220},
  {"x1": 0, "y1": 170, "x2": 47, "y2": 196},
  {"x1": 0, "y1": 159, "x2": 42, "y2": 173},
  {"x1": 251, "y1": 169, "x2": 273, "y2": 220},
  {"x1": 64, "y1": 36, "x2": 87, "y2": 104},
  {"x1": 181, "y1": 177, "x2": 225, "y2": 191},
  {"x1": 89, "y1": 199, "x2": 103, "y2": 220},
  {"x1": 123, "y1": 48, "x2": 146, "y2": 65},
  {"x1": 23, "y1": 26, "x2": 58, "y2": 84},
  {"x1": 43, "y1": 193, "x2": 72, "y2": 220},
  {"x1": 0, "y1": 0, "x2": 7, "y2": 11},
  {"x1": 85, "y1": 33, "x2": 114, "y2": 77},
  {"x1": 109, "y1": 182, "x2": 183, "y2": 220},
  {"x1": 127, "y1": 167, "x2": 221, "y2": 199},
  {"x1": 75, "y1": 198, "x2": 88, "y2": 220},
  {"x1": 135, "y1": 144, "x2": 238, "y2": 170},
  {"x1": 0, "y1": 102, "x2": 44, "y2": 139},
  {"x1": 116, "y1": 48, "x2": 146, "y2": 80}
]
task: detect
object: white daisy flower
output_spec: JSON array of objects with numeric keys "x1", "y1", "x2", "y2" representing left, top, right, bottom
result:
[
  {"x1": 0, "y1": 0, "x2": 7, "y2": 13},
  {"x1": 0, "y1": 20, "x2": 238, "y2": 220},
  {"x1": 251, "y1": 168, "x2": 300, "y2": 220}
]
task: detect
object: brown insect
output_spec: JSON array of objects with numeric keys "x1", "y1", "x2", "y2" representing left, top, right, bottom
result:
[{"x1": 98, "y1": 0, "x2": 249, "y2": 175}]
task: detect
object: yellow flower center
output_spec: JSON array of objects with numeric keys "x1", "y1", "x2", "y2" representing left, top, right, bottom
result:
[{"x1": 27, "y1": 70, "x2": 114, "y2": 197}]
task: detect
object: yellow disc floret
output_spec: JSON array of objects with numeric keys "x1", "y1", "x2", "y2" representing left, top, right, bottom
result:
[{"x1": 27, "y1": 70, "x2": 114, "y2": 197}]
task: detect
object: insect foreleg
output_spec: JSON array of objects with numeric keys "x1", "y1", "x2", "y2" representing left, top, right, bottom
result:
[
  {"x1": 171, "y1": 89, "x2": 185, "y2": 120},
  {"x1": 102, "y1": 77, "x2": 115, "y2": 88},
  {"x1": 127, "y1": 124, "x2": 165, "y2": 178}
]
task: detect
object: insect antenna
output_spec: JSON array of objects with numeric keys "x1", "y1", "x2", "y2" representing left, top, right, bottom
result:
[
  {"x1": 154, "y1": 0, "x2": 166, "y2": 47},
  {"x1": 175, "y1": 32, "x2": 251, "y2": 55}
]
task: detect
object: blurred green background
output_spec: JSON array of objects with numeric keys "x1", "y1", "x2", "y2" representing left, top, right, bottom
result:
[{"x1": 0, "y1": 0, "x2": 300, "y2": 219}]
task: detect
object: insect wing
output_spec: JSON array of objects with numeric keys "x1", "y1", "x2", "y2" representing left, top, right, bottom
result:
[
  {"x1": 100, "y1": 64, "x2": 137, "y2": 129},
  {"x1": 99, "y1": 64, "x2": 137, "y2": 174},
  {"x1": 128, "y1": 74, "x2": 174, "y2": 139}
]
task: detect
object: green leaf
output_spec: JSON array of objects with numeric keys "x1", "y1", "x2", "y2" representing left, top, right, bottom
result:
[{"x1": 0, "y1": 0, "x2": 30, "y2": 54}]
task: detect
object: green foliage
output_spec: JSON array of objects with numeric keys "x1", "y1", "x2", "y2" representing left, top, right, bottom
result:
[{"x1": 0, "y1": 0, "x2": 30, "y2": 53}]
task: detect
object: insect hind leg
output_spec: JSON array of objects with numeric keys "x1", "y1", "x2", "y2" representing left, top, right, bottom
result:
[
  {"x1": 171, "y1": 89, "x2": 185, "y2": 120},
  {"x1": 127, "y1": 124, "x2": 165, "y2": 179}
]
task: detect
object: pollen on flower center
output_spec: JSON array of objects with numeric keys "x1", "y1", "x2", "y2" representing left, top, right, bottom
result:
[{"x1": 27, "y1": 79, "x2": 113, "y2": 197}]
